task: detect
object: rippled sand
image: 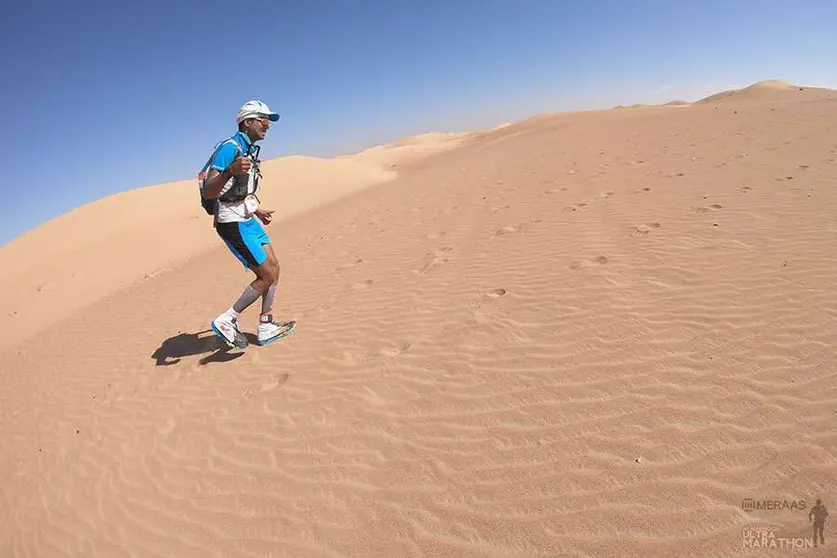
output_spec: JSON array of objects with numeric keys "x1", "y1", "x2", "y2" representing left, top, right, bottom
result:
[{"x1": 2, "y1": 81, "x2": 837, "y2": 557}]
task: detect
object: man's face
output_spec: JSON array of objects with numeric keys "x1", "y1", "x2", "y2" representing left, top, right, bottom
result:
[{"x1": 244, "y1": 116, "x2": 270, "y2": 141}]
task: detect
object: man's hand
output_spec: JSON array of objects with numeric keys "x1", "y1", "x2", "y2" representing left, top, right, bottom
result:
[
  {"x1": 256, "y1": 208, "x2": 274, "y2": 225},
  {"x1": 203, "y1": 156, "x2": 250, "y2": 199},
  {"x1": 229, "y1": 155, "x2": 251, "y2": 175}
]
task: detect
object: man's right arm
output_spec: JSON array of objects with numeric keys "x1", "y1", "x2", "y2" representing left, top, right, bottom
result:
[
  {"x1": 202, "y1": 143, "x2": 239, "y2": 199},
  {"x1": 203, "y1": 168, "x2": 234, "y2": 199}
]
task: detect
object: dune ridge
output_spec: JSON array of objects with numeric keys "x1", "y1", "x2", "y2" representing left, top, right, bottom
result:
[
  {"x1": 696, "y1": 78, "x2": 834, "y2": 105},
  {"x1": 2, "y1": 80, "x2": 837, "y2": 557}
]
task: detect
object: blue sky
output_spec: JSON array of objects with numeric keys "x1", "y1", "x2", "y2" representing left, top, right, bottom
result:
[{"x1": 1, "y1": 0, "x2": 835, "y2": 246}]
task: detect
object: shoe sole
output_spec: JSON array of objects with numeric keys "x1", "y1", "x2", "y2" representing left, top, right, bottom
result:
[
  {"x1": 257, "y1": 320, "x2": 297, "y2": 346},
  {"x1": 211, "y1": 322, "x2": 249, "y2": 349}
]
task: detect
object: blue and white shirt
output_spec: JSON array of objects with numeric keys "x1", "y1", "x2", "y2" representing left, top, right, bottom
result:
[{"x1": 209, "y1": 131, "x2": 260, "y2": 223}]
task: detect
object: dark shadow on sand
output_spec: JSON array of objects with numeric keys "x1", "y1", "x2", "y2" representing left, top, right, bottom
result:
[{"x1": 151, "y1": 329, "x2": 251, "y2": 366}]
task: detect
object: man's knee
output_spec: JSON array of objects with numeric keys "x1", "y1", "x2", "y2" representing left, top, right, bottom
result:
[
  {"x1": 258, "y1": 256, "x2": 280, "y2": 284},
  {"x1": 269, "y1": 259, "x2": 281, "y2": 283}
]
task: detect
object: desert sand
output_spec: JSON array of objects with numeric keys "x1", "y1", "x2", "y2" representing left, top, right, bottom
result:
[{"x1": 2, "y1": 79, "x2": 836, "y2": 557}]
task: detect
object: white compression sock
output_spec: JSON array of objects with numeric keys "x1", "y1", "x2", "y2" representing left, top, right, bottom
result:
[
  {"x1": 261, "y1": 283, "x2": 277, "y2": 315},
  {"x1": 230, "y1": 284, "x2": 262, "y2": 315}
]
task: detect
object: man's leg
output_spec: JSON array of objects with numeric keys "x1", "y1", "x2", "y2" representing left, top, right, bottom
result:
[
  {"x1": 255, "y1": 241, "x2": 294, "y2": 345},
  {"x1": 224, "y1": 255, "x2": 279, "y2": 318},
  {"x1": 260, "y1": 242, "x2": 280, "y2": 317},
  {"x1": 212, "y1": 219, "x2": 279, "y2": 348}
]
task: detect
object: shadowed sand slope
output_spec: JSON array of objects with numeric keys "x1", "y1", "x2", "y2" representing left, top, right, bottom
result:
[
  {"x1": 0, "y1": 156, "x2": 398, "y2": 351},
  {"x1": 2, "y1": 83, "x2": 837, "y2": 557}
]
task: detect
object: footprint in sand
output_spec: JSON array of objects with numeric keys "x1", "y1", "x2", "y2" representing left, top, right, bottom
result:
[
  {"x1": 260, "y1": 373, "x2": 289, "y2": 392},
  {"x1": 692, "y1": 204, "x2": 723, "y2": 213},
  {"x1": 157, "y1": 418, "x2": 176, "y2": 436},
  {"x1": 351, "y1": 279, "x2": 375, "y2": 290},
  {"x1": 242, "y1": 372, "x2": 290, "y2": 401},
  {"x1": 484, "y1": 288, "x2": 507, "y2": 299},
  {"x1": 496, "y1": 220, "x2": 542, "y2": 235},
  {"x1": 631, "y1": 223, "x2": 661, "y2": 236},
  {"x1": 417, "y1": 257, "x2": 447, "y2": 274},
  {"x1": 496, "y1": 225, "x2": 521, "y2": 235},
  {"x1": 335, "y1": 258, "x2": 364, "y2": 272},
  {"x1": 416, "y1": 247, "x2": 452, "y2": 274},
  {"x1": 379, "y1": 341, "x2": 412, "y2": 358},
  {"x1": 569, "y1": 256, "x2": 609, "y2": 270}
]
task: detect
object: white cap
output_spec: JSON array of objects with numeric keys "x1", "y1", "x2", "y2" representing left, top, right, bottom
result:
[{"x1": 236, "y1": 100, "x2": 280, "y2": 124}]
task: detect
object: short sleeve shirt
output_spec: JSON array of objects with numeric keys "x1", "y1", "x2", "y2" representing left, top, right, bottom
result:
[{"x1": 209, "y1": 131, "x2": 260, "y2": 223}]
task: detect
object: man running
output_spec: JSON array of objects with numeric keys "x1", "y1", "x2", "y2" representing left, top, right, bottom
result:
[
  {"x1": 809, "y1": 498, "x2": 828, "y2": 547},
  {"x1": 200, "y1": 100, "x2": 295, "y2": 348}
]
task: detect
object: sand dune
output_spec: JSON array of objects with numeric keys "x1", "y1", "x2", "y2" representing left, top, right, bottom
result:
[
  {"x1": 2, "y1": 80, "x2": 837, "y2": 557},
  {"x1": 346, "y1": 130, "x2": 477, "y2": 169},
  {"x1": 0, "y1": 155, "x2": 399, "y2": 352},
  {"x1": 697, "y1": 78, "x2": 835, "y2": 104}
]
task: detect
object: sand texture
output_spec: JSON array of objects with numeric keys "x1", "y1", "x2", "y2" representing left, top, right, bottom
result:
[{"x1": 2, "y1": 80, "x2": 836, "y2": 557}]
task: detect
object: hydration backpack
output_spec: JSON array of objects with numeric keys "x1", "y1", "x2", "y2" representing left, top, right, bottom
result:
[{"x1": 197, "y1": 138, "x2": 242, "y2": 215}]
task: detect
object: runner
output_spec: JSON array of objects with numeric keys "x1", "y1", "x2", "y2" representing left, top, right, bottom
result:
[{"x1": 199, "y1": 100, "x2": 295, "y2": 348}]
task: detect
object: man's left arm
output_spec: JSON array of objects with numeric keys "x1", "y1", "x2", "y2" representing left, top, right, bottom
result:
[{"x1": 256, "y1": 208, "x2": 274, "y2": 225}]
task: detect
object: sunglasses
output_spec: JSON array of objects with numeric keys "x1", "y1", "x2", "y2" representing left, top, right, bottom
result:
[{"x1": 248, "y1": 116, "x2": 270, "y2": 126}]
